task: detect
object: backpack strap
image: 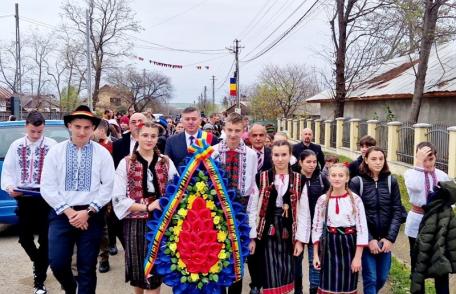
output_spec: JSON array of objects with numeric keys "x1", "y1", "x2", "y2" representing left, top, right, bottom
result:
[
  {"x1": 356, "y1": 175, "x2": 363, "y2": 195},
  {"x1": 388, "y1": 175, "x2": 391, "y2": 195},
  {"x1": 319, "y1": 174, "x2": 324, "y2": 189}
]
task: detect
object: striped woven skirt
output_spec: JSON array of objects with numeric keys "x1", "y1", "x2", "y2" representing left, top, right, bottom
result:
[
  {"x1": 122, "y1": 218, "x2": 161, "y2": 289},
  {"x1": 318, "y1": 227, "x2": 358, "y2": 294},
  {"x1": 263, "y1": 208, "x2": 294, "y2": 294}
]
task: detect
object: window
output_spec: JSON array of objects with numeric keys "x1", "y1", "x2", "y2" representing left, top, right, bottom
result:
[{"x1": 110, "y1": 97, "x2": 121, "y2": 106}]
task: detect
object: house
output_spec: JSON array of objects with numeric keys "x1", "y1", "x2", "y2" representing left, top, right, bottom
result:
[
  {"x1": 96, "y1": 85, "x2": 133, "y2": 112},
  {"x1": 223, "y1": 101, "x2": 250, "y2": 116},
  {"x1": 307, "y1": 41, "x2": 456, "y2": 124},
  {"x1": 0, "y1": 87, "x2": 12, "y2": 111},
  {"x1": 20, "y1": 94, "x2": 60, "y2": 112}
]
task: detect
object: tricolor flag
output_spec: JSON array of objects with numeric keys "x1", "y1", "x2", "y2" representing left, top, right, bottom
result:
[{"x1": 230, "y1": 77, "x2": 237, "y2": 97}]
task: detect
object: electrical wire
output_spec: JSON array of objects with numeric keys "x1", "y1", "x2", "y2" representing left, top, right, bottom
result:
[
  {"x1": 242, "y1": 0, "x2": 321, "y2": 63},
  {"x1": 237, "y1": 0, "x2": 275, "y2": 39},
  {"x1": 149, "y1": 0, "x2": 209, "y2": 29},
  {"x1": 215, "y1": 60, "x2": 235, "y2": 91}
]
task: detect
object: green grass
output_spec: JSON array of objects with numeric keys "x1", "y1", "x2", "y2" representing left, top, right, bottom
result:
[{"x1": 390, "y1": 257, "x2": 436, "y2": 294}]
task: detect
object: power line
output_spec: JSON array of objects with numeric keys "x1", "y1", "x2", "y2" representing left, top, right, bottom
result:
[
  {"x1": 149, "y1": 0, "x2": 209, "y2": 29},
  {"x1": 242, "y1": 0, "x2": 310, "y2": 59},
  {"x1": 237, "y1": 0, "x2": 275, "y2": 39},
  {"x1": 215, "y1": 59, "x2": 235, "y2": 91},
  {"x1": 242, "y1": 0, "x2": 321, "y2": 63}
]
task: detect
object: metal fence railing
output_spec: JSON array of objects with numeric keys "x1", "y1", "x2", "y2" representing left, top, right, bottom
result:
[
  {"x1": 377, "y1": 121, "x2": 388, "y2": 153},
  {"x1": 320, "y1": 123, "x2": 325, "y2": 145},
  {"x1": 330, "y1": 121, "x2": 337, "y2": 148},
  {"x1": 397, "y1": 122, "x2": 415, "y2": 165},
  {"x1": 359, "y1": 120, "x2": 368, "y2": 141},
  {"x1": 427, "y1": 123, "x2": 450, "y2": 173},
  {"x1": 0, "y1": 111, "x2": 68, "y2": 121},
  {"x1": 310, "y1": 120, "x2": 315, "y2": 136},
  {"x1": 343, "y1": 119, "x2": 351, "y2": 148}
]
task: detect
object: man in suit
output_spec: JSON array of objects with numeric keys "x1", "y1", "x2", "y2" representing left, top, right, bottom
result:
[
  {"x1": 112, "y1": 112, "x2": 147, "y2": 168},
  {"x1": 165, "y1": 106, "x2": 217, "y2": 168},
  {"x1": 292, "y1": 128, "x2": 325, "y2": 172}
]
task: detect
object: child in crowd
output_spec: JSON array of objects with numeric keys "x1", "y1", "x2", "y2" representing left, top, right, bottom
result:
[
  {"x1": 299, "y1": 150, "x2": 330, "y2": 294},
  {"x1": 404, "y1": 142, "x2": 451, "y2": 294},
  {"x1": 312, "y1": 163, "x2": 368, "y2": 294},
  {"x1": 321, "y1": 155, "x2": 338, "y2": 177},
  {"x1": 348, "y1": 135, "x2": 376, "y2": 179}
]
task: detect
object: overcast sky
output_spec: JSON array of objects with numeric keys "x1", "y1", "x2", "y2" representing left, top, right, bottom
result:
[{"x1": 0, "y1": 0, "x2": 332, "y2": 104}]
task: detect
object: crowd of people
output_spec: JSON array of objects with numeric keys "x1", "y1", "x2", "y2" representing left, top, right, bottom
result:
[{"x1": 1, "y1": 104, "x2": 455, "y2": 294}]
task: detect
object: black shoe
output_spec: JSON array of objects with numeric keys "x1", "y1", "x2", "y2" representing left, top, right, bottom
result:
[
  {"x1": 249, "y1": 287, "x2": 260, "y2": 294},
  {"x1": 98, "y1": 260, "x2": 110, "y2": 273},
  {"x1": 108, "y1": 245, "x2": 118, "y2": 256},
  {"x1": 309, "y1": 287, "x2": 318, "y2": 294},
  {"x1": 34, "y1": 284, "x2": 47, "y2": 294}
]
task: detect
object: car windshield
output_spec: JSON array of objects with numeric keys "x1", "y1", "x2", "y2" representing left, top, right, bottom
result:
[{"x1": 0, "y1": 125, "x2": 69, "y2": 159}]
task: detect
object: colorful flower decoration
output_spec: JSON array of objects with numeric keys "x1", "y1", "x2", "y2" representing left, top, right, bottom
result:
[{"x1": 145, "y1": 138, "x2": 250, "y2": 293}]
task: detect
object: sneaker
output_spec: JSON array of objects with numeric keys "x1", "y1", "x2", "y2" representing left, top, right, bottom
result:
[
  {"x1": 98, "y1": 260, "x2": 110, "y2": 273},
  {"x1": 108, "y1": 245, "x2": 118, "y2": 256},
  {"x1": 34, "y1": 285, "x2": 47, "y2": 294}
]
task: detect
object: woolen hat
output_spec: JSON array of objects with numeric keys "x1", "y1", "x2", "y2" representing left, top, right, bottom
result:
[{"x1": 63, "y1": 105, "x2": 101, "y2": 128}]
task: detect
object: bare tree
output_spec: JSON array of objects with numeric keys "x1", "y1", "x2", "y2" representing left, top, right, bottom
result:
[
  {"x1": 409, "y1": 0, "x2": 453, "y2": 122},
  {"x1": 250, "y1": 64, "x2": 319, "y2": 119},
  {"x1": 28, "y1": 34, "x2": 53, "y2": 96},
  {"x1": 0, "y1": 41, "x2": 26, "y2": 93},
  {"x1": 62, "y1": 0, "x2": 142, "y2": 107},
  {"x1": 108, "y1": 67, "x2": 172, "y2": 112}
]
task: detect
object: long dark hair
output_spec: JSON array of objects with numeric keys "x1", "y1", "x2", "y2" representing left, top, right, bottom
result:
[{"x1": 359, "y1": 146, "x2": 390, "y2": 177}]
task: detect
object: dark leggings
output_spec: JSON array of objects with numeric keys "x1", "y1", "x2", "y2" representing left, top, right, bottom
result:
[{"x1": 408, "y1": 237, "x2": 449, "y2": 294}]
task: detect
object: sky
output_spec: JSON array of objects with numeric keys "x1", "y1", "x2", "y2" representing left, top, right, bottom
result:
[{"x1": 0, "y1": 0, "x2": 332, "y2": 104}]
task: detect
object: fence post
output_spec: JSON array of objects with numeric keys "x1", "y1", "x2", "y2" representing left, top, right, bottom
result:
[
  {"x1": 324, "y1": 120, "x2": 332, "y2": 149},
  {"x1": 293, "y1": 119, "x2": 299, "y2": 140},
  {"x1": 413, "y1": 123, "x2": 432, "y2": 166},
  {"x1": 306, "y1": 118, "x2": 312, "y2": 129},
  {"x1": 387, "y1": 121, "x2": 402, "y2": 162},
  {"x1": 277, "y1": 118, "x2": 282, "y2": 131},
  {"x1": 287, "y1": 119, "x2": 293, "y2": 137},
  {"x1": 448, "y1": 126, "x2": 456, "y2": 178},
  {"x1": 336, "y1": 117, "x2": 345, "y2": 148},
  {"x1": 349, "y1": 118, "x2": 361, "y2": 151},
  {"x1": 367, "y1": 120, "x2": 379, "y2": 140},
  {"x1": 299, "y1": 118, "x2": 305, "y2": 138},
  {"x1": 315, "y1": 119, "x2": 322, "y2": 145}
]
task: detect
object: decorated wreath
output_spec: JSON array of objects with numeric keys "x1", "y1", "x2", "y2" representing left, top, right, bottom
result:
[{"x1": 144, "y1": 138, "x2": 250, "y2": 293}]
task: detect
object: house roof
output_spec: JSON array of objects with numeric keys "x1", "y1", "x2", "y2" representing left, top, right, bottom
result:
[
  {"x1": 307, "y1": 40, "x2": 456, "y2": 103},
  {"x1": 0, "y1": 87, "x2": 12, "y2": 100}
]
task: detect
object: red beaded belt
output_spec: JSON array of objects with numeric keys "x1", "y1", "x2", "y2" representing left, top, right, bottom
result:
[
  {"x1": 327, "y1": 226, "x2": 356, "y2": 235},
  {"x1": 411, "y1": 205, "x2": 424, "y2": 215}
]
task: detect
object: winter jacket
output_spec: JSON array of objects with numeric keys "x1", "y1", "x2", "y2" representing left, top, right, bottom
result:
[
  {"x1": 348, "y1": 155, "x2": 363, "y2": 179},
  {"x1": 349, "y1": 172, "x2": 405, "y2": 242},
  {"x1": 411, "y1": 180, "x2": 456, "y2": 294},
  {"x1": 304, "y1": 172, "x2": 330, "y2": 222}
]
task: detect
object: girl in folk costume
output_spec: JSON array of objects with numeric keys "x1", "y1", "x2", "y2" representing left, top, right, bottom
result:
[
  {"x1": 248, "y1": 140, "x2": 311, "y2": 294},
  {"x1": 299, "y1": 150, "x2": 330, "y2": 294},
  {"x1": 404, "y1": 142, "x2": 451, "y2": 294},
  {"x1": 112, "y1": 122, "x2": 178, "y2": 294},
  {"x1": 312, "y1": 163, "x2": 368, "y2": 294}
]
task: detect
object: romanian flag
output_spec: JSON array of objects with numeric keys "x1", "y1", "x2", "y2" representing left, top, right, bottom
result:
[{"x1": 230, "y1": 77, "x2": 237, "y2": 97}]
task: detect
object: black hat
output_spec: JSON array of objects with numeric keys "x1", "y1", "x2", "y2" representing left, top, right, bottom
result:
[{"x1": 63, "y1": 105, "x2": 101, "y2": 128}]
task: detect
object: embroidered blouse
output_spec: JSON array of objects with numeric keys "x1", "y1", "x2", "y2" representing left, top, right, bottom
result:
[
  {"x1": 248, "y1": 174, "x2": 311, "y2": 243},
  {"x1": 1, "y1": 136, "x2": 57, "y2": 190},
  {"x1": 112, "y1": 152, "x2": 178, "y2": 220},
  {"x1": 212, "y1": 140, "x2": 258, "y2": 197},
  {"x1": 404, "y1": 167, "x2": 450, "y2": 238},
  {"x1": 311, "y1": 193, "x2": 369, "y2": 246},
  {"x1": 41, "y1": 140, "x2": 115, "y2": 215}
]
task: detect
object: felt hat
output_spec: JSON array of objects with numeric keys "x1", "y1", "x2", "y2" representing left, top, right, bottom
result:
[{"x1": 63, "y1": 105, "x2": 101, "y2": 128}]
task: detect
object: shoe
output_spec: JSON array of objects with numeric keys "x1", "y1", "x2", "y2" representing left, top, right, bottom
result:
[
  {"x1": 34, "y1": 285, "x2": 47, "y2": 294},
  {"x1": 108, "y1": 245, "x2": 118, "y2": 256},
  {"x1": 98, "y1": 260, "x2": 110, "y2": 273},
  {"x1": 249, "y1": 287, "x2": 260, "y2": 294},
  {"x1": 309, "y1": 288, "x2": 318, "y2": 294}
]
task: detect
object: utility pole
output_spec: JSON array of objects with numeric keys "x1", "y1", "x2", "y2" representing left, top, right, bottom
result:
[
  {"x1": 15, "y1": 3, "x2": 21, "y2": 94},
  {"x1": 85, "y1": 9, "x2": 93, "y2": 110},
  {"x1": 211, "y1": 75, "x2": 216, "y2": 106},
  {"x1": 234, "y1": 39, "x2": 240, "y2": 111}
]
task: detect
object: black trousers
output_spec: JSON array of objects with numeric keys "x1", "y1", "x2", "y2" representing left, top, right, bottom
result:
[
  {"x1": 248, "y1": 240, "x2": 264, "y2": 290},
  {"x1": 409, "y1": 237, "x2": 449, "y2": 294},
  {"x1": 16, "y1": 197, "x2": 50, "y2": 285}
]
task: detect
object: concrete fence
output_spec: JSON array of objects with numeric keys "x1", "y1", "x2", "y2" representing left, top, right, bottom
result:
[{"x1": 277, "y1": 117, "x2": 456, "y2": 178}]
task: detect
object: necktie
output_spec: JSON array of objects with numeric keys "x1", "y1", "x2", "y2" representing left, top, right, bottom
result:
[
  {"x1": 189, "y1": 136, "x2": 195, "y2": 146},
  {"x1": 257, "y1": 150, "x2": 263, "y2": 171}
]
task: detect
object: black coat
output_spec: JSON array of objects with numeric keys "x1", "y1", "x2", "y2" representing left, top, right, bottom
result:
[
  {"x1": 258, "y1": 147, "x2": 273, "y2": 173},
  {"x1": 348, "y1": 155, "x2": 363, "y2": 179},
  {"x1": 304, "y1": 172, "x2": 330, "y2": 223},
  {"x1": 349, "y1": 172, "x2": 404, "y2": 242},
  {"x1": 112, "y1": 132, "x2": 133, "y2": 168},
  {"x1": 291, "y1": 142, "x2": 325, "y2": 172}
]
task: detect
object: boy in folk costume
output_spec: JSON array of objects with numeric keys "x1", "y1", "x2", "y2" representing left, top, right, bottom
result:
[
  {"x1": 1, "y1": 111, "x2": 57, "y2": 294},
  {"x1": 212, "y1": 112, "x2": 258, "y2": 294},
  {"x1": 41, "y1": 105, "x2": 115, "y2": 294}
]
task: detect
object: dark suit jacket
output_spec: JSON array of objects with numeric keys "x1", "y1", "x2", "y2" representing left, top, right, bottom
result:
[
  {"x1": 259, "y1": 147, "x2": 273, "y2": 173},
  {"x1": 165, "y1": 131, "x2": 219, "y2": 169},
  {"x1": 292, "y1": 142, "x2": 325, "y2": 172},
  {"x1": 112, "y1": 132, "x2": 133, "y2": 168}
]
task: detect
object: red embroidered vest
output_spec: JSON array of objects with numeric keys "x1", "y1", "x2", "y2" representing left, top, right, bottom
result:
[
  {"x1": 256, "y1": 170, "x2": 301, "y2": 242},
  {"x1": 125, "y1": 156, "x2": 169, "y2": 219}
]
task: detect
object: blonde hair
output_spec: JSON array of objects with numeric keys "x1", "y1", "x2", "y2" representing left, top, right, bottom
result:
[{"x1": 323, "y1": 163, "x2": 356, "y2": 216}]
